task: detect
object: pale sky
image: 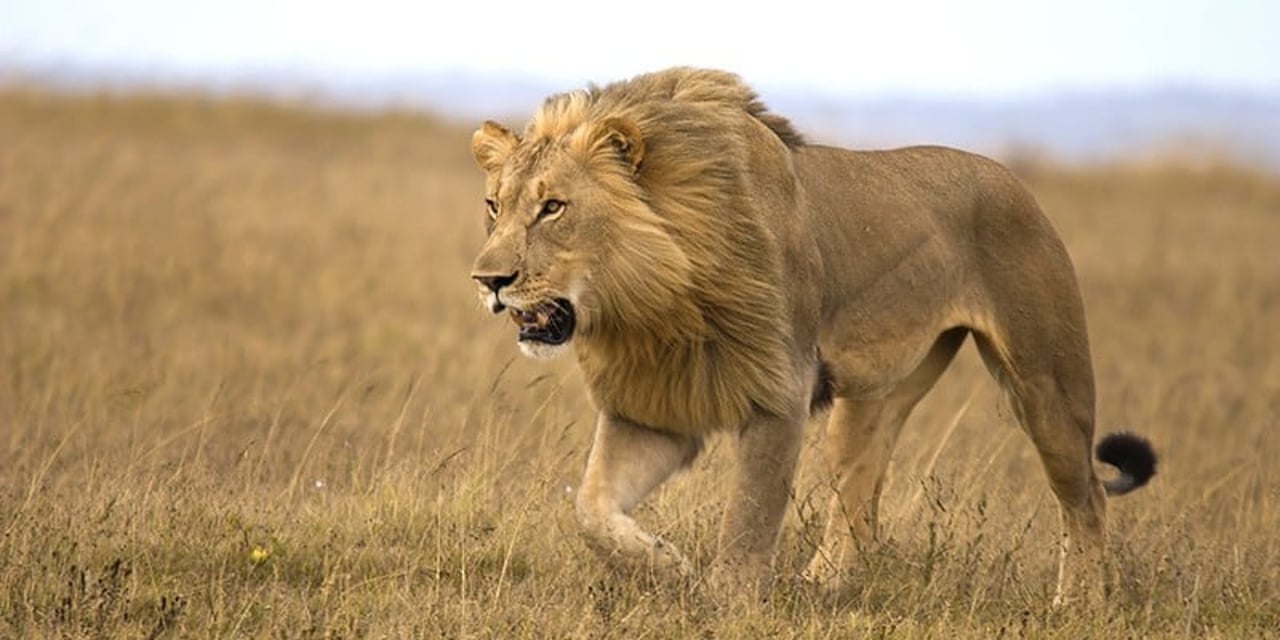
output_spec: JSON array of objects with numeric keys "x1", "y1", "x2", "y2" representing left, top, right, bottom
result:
[{"x1": 2, "y1": 0, "x2": 1278, "y2": 98}]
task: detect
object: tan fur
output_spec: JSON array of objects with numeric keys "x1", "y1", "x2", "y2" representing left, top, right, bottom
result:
[{"x1": 470, "y1": 67, "x2": 1143, "y2": 602}]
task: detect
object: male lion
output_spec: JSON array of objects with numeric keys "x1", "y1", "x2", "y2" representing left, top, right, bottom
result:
[{"x1": 468, "y1": 67, "x2": 1156, "y2": 602}]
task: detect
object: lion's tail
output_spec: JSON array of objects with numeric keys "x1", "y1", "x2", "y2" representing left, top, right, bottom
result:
[{"x1": 1096, "y1": 432, "x2": 1158, "y2": 496}]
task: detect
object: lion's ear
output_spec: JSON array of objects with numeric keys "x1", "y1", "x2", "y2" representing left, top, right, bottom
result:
[
  {"x1": 472, "y1": 121, "x2": 519, "y2": 172},
  {"x1": 594, "y1": 117, "x2": 645, "y2": 173}
]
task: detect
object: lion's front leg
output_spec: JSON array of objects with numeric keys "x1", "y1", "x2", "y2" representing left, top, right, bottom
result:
[
  {"x1": 575, "y1": 413, "x2": 701, "y2": 581},
  {"x1": 710, "y1": 412, "x2": 806, "y2": 596}
]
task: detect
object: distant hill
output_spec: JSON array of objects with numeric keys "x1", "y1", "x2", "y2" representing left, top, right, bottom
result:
[
  {"x1": 5, "y1": 64, "x2": 1278, "y2": 167},
  {"x1": 769, "y1": 89, "x2": 1280, "y2": 166}
]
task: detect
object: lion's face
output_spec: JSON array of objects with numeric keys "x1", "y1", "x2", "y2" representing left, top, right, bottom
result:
[
  {"x1": 469, "y1": 139, "x2": 593, "y2": 360},
  {"x1": 469, "y1": 118, "x2": 693, "y2": 360}
]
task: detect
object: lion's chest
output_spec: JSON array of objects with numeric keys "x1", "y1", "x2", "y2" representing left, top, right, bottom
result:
[{"x1": 576, "y1": 341, "x2": 791, "y2": 435}]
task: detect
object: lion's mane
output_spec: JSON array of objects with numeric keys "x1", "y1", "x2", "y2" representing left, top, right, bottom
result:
[{"x1": 526, "y1": 68, "x2": 807, "y2": 433}]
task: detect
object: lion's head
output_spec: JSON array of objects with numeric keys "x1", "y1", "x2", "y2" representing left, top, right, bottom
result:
[
  {"x1": 468, "y1": 67, "x2": 806, "y2": 429},
  {"x1": 469, "y1": 103, "x2": 706, "y2": 360}
]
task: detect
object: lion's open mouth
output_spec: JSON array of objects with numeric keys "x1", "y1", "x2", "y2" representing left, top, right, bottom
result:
[{"x1": 509, "y1": 298, "x2": 575, "y2": 345}]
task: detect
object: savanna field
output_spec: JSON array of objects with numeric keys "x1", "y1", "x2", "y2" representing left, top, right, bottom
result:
[{"x1": 1, "y1": 87, "x2": 1279, "y2": 638}]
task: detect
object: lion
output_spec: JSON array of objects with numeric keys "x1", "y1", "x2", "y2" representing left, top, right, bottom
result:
[{"x1": 468, "y1": 67, "x2": 1157, "y2": 602}]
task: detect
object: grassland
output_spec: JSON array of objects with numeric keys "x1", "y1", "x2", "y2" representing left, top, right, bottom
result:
[{"x1": 1, "y1": 87, "x2": 1278, "y2": 638}]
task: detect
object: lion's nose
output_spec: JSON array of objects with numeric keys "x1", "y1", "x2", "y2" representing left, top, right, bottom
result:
[{"x1": 474, "y1": 272, "x2": 518, "y2": 294}]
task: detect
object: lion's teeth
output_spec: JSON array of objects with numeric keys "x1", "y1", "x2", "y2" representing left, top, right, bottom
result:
[
  {"x1": 510, "y1": 309, "x2": 536, "y2": 326},
  {"x1": 508, "y1": 305, "x2": 558, "y2": 330}
]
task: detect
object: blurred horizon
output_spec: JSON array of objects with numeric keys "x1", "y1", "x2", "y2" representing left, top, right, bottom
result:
[
  {"x1": 5, "y1": 60, "x2": 1279, "y2": 169},
  {"x1": 3, "y1": 0, "x2": 1278, "y2": 165}
]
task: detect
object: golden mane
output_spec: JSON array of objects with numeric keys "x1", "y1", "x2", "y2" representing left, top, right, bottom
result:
[{"x1": 527, "y1": 68, "x2": 807, "y2": 431}]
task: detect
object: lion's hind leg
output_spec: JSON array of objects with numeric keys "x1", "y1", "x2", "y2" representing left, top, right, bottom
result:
[
  {"x1": 971, "y1": 321, "x2": 1108, "y2": 606},
  {"x1": 803, "y1": 328, "x2": 967, "y2": 591}
]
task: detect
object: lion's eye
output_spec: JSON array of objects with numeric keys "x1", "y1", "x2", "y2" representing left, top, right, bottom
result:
[
  {"x1": 485, "y1": 199, "x2": 499, "y2": 219},
  {"x1": 538, "y1": 199, "x2": 565, "y2": 220}
]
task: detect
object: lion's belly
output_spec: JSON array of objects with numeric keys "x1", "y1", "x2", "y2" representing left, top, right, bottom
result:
[
  {"x1": 811, "y1": 230, "x2": 976, "y2": 399},
  {"x1": 817, "y1": 324, "x2": 956, "y2": 400}
]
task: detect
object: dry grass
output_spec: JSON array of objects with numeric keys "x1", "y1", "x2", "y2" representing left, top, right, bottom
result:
[{"x1": 2, "y1": 87, "x2": 1278, "y2": 638}]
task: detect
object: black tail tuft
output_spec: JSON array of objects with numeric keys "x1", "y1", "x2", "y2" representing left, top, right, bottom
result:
[
  {"x1": 1096, "y1": 432, "x2": 1157, "y2": 496},
  {"x1": 809, "y1": 359, "x2": 835, "y2": 415}
]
